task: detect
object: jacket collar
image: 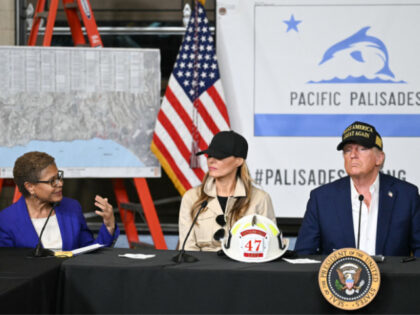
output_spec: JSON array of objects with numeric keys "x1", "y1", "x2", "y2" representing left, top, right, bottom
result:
[
  {"x1": 376, "y1": 173, "x2": 396, "y2": 255},
  {"x1": 337, "y1": 173, "x2": 396, "y2": 254},
  {"x1": 16, "y1": 196, "x2": 66, "y2": 249},
  {"x1": 15, "y1": 197, "x2": 40, "y2": 247},
  {"x1": 203, "y1": 176, "x2": 246, "y2": 198}
]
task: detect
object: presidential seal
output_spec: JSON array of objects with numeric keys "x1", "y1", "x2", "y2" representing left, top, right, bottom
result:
[{"x1": 318, "y1": 248, "x2": 380, "y2": 310}]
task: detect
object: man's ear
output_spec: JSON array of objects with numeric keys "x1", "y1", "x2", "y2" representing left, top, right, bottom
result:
[{"x1": 376, "y1": 151, "x2": 385, "y2": 167}]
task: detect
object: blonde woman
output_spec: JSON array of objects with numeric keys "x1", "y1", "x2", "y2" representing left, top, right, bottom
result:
[{"x1": 178, "y1": 131, "x2": 276, "y2": 251}]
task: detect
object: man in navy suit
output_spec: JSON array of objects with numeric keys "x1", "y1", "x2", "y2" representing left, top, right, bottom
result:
[{"x1": 295, "y1": 121, "x2": 420, "y2": 256}]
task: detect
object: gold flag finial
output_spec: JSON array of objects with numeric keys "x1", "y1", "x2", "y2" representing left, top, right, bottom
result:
[{"x1": 197, "y1": 0, "x2": 206, "y2": 5}]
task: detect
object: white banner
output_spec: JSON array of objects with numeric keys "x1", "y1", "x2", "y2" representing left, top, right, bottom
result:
[{"x1": 217, "y1": 0, "x2": 420, "y2": 217}]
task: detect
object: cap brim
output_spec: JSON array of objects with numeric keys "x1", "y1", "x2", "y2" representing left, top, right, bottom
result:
[
  {"x1": 337, "y1": 138, "x2": 375, "y2": 151},
  {"x1": 195, "y1": 149, "x2": 230, "y2": 159},
  {"x1": 336, "y1": 141, "x2": 347, "y2": 151}
]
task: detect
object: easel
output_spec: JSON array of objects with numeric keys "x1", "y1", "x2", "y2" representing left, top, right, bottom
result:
[
  {"x1": 0, "y1": 179, "x2": 20, "y2": 202},
  {"x1": 112, "y1": 179, "x2": 167, "y2": 249},
  {"x1": 7, "y1": 0, "x2": 168, "y2": 249}
]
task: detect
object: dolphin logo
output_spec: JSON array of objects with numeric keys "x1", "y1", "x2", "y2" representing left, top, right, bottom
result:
[{"x1": 319, "y1": 26, "x2": 395, "y2": 78}]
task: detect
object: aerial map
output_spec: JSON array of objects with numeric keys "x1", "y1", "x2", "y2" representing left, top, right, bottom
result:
[{"x1": 0, "y1": 46, "x2": 161, "y2": 178}]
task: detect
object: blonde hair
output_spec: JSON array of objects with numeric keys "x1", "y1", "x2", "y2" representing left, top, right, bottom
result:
[{"x1": 191, "y1": 161, "x2": 253, "y2": 226}]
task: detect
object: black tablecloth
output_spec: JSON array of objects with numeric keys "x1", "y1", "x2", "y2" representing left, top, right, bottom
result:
[
  {"x1": 0, "y1": 248, "x2": 63, "y2": 314},
  {"x1": 58, "y1": 248, "x2": 420, "y2": 314}
]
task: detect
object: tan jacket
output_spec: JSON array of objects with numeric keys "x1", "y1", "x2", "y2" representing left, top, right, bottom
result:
[{"x1": 178, "y1": 176, "x2": 276, "y2": 251}]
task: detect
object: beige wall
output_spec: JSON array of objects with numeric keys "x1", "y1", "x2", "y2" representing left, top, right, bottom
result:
[{"x1": 0, "y1": 0, "x2": 15, "y2": 45}]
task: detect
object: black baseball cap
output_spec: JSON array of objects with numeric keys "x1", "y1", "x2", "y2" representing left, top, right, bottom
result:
[
  {"x1": 337, "y1": 121, "x2": 383, "y2": 151},
  {"x1": 196, "y1": 130, "x2": 248, "y2": 159}
]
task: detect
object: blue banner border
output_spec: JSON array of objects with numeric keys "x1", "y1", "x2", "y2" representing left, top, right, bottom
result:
[{"x1": 254, "y1": 114, "x2": 420, "y2": 137}]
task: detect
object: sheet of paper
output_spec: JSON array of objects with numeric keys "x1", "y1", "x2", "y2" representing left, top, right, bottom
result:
[
  {"x1": 72, "y1": 243, "x2": 104, "y2": 255},
  {"x1": 118, "y1": 253, "x2": 156, "y2": 260},
  {"x1": 283, "y1": 258, "x2": 321, "y2": 264}
]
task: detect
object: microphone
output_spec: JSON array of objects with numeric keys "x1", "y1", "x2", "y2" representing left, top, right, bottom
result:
[
  {"x1": 172, "y1": 200, "x2": 208, "y2": 263},
  {"x1": 33, "y1": 202, "x2": 59, "y2": 257},
  {"x1": 356, "y1": 195, "x2": 364, "y2": 250}
]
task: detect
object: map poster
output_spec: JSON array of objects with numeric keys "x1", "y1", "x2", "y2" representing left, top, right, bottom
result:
[{"x1": 0, "y1": 46, "x2": 161, "y2": 178}]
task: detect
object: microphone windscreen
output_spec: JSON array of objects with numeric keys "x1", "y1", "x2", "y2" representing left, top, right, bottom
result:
[{"x1": 359, "y1": 194, "x2": 364, "y2": 201}]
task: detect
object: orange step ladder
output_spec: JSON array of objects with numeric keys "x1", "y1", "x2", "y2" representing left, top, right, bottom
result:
[{"x1": 28, "y1": 0, "x2": 102, "y2": 47}]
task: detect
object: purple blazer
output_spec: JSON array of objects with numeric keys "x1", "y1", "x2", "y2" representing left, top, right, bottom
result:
[{"x1": 0, "y1": 196, "x2": 119, "y2": 250}]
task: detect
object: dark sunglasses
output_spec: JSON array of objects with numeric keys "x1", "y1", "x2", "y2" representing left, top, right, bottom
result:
[{"x1": 213, "y1": 214, "x2": 226, "y2": 241}]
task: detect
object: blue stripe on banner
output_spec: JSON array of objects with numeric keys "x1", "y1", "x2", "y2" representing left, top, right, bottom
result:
[{"x1": 254, "y1": 114, "x2": 420, "y2": 137}]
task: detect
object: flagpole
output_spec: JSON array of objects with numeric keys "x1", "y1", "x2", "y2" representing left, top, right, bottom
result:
[{"x1": 190, "y1": 0, "x2": 201, "y2": 169}]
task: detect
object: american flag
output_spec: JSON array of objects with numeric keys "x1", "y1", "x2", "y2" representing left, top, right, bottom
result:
[{"x1": 151, "y1": 1, "x2": 230, "y2": 195}]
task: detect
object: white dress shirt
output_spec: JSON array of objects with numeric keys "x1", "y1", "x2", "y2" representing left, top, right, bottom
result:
[
  {"x1": 351, "y1": 175, "x2": 379, "y2": 255},
  {"x1": 32, "y1": 214, "x2": 63, "y2": 251}
]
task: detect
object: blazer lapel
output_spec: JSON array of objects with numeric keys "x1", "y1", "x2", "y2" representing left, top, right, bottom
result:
[
  {"x1": 15, "y1": 197, "x2": 40, "y2": 247},
  {"x1": 335, "y1": 177, "x2": 356, "y2": 247},
  {"x1": 376, "y1": 173, "x2": 396, "y2": 255},
  {"x1": 55, "y1": 203, "x2": 70, "y2": 250}
]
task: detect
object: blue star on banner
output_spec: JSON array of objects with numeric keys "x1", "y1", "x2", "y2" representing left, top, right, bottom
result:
[{"x1": 283, "y1": 14, "x2": 302, "y2": 32}]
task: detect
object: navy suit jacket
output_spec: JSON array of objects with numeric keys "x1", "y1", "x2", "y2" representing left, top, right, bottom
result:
[
  {"x1": 0, "y1": 196, "x2": 119, "y2": 250},
  {"x1": 295, "y1": 173, "x2": 420, "y2": 257}
]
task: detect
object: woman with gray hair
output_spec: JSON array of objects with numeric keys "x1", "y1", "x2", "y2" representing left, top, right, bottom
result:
[{"x1": 0, "y1": 151, "x2": 119, "y2": 252}]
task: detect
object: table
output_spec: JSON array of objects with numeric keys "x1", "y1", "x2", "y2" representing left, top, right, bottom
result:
[
  {"x1": 0, "y1": 248, "x2": 63, "y2": 314},
  {"x1": 57, "y1": 248, "x2": 420, "y2": 314}
]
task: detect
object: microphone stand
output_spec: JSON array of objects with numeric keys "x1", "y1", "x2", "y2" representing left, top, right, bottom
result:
[
  {"x1": 172, "y1": 201, "x2": 208, "y2": 263},
  {"x1": 357, "y1": 194, "x2": 364, "y2": 250},
  {"x1": 357, "y1": 195, "x2": 385, "y2": 263},
  {"x1": 355, "y1": 195, "x2": 385, "y2": 263},
  {"x1": 32, "y1": 203, "x2": 58, "y2": 257}
]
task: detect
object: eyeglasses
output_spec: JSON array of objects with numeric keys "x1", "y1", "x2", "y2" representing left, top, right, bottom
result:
[
  {"x1": 213, "y1": 214, "x2": 226, "y2": 241},
  {"x1": 35, "y1": 170, "x2": 64, "y2": 187}
]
